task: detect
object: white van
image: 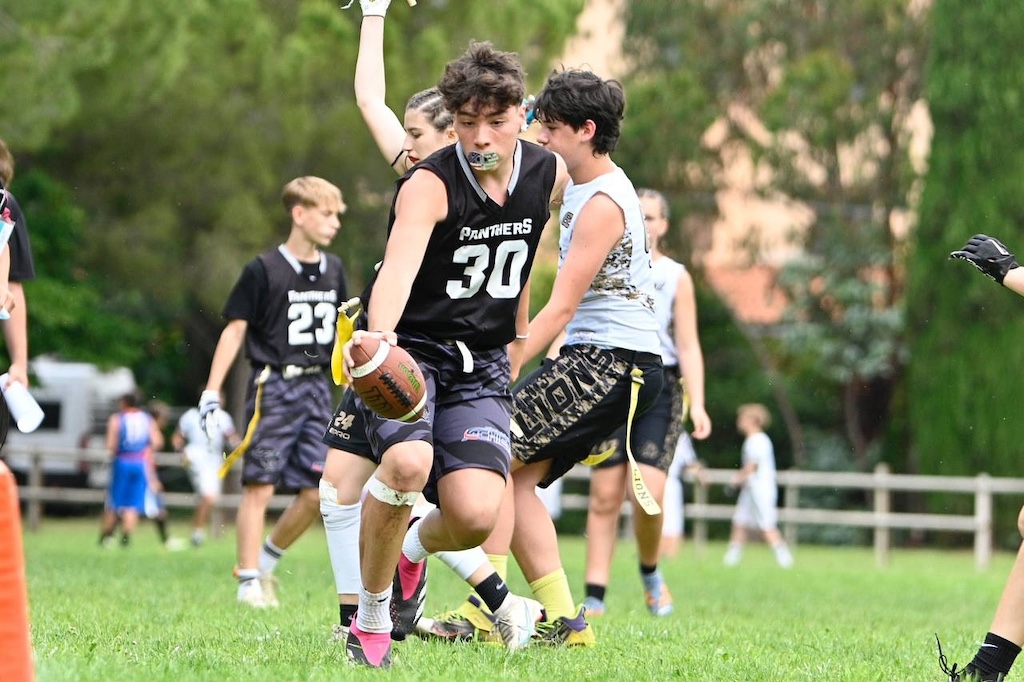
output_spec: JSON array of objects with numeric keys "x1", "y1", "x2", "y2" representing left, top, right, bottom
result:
[{"x1": 2, "y1": 355, "x2": 137, "y2": 487}]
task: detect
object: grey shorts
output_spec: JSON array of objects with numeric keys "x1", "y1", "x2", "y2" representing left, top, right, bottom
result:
[
  {"x1": 240, "y1": 368, "x2": 332, "y2": 490},
  {"x1": 511, "y1": 344, "x2": 664, "y2": 488},
  {"x1": 351, "y1": 337, "x2": 513, "y2": 507},
  {"x1": 322, "y1": 388, "x2": 373, "y2": 457},
  {"x1": 591, "y1": 365, "x2": 683, "y2": 474}
]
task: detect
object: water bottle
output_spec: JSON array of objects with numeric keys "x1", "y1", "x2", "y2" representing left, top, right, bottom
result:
[{"x1": 0, "y1": 374, "x2": 44, "y2": 433}]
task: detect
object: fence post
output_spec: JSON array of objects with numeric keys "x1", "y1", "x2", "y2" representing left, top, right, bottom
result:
[
  {"x1": 27, "y1": 453, "x2": 43, "y2": 532},
  {"x1": 783, "y1": 479, "x2": 799, "y2": 547},
  {"x1": 975, "y1": 473, "x2": 993, "y2": 571},
  {"x1": 873, "y1": 463, "x2": 890, "y2": 568},
  {"x1": 693, "y1": 478, "x2": 708, "y2": 554}
]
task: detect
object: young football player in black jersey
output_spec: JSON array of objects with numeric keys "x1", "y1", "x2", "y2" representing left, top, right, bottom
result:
[
  {"x1": 319, "y1": 0, "x2": 459, "y2": 643},
  {"x1": 340, "y1": 40, "x2": 568, "y2": 668},
  {"x1": 199, "y1": 176, "x2": 348, "y2": 608}
]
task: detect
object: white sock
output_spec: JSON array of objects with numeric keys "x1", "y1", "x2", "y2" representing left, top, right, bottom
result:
[
  {"x1": 773, "y1": 542, "x2": 794, "y2": 568},
  {"x1": 259, "y1": 537, "x2": 285, "y2": 576},
  {"x1": 401, "y1": 517, "x2": 428, "y2": 564},
  {"x1": 357, "y1": 585, "x2": 394, "y2": 634},
  {"x1": 322, "y1": 495, "x2": 362, "y2": 595},
  {"x1": 236, "y1": 567, "x2": 259, "y2": 583},
  {"x1": 435, "y1": 546, "x2": 489, "y2": 581}
]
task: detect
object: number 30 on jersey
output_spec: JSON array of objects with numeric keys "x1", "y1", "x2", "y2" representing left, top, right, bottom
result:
[{"x1": 446, "y1": 240, "x2": 528, "y2": 300}]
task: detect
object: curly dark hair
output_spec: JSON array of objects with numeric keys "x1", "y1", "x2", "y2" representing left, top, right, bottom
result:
[
  {"x1": 437, "y1": 41, "x2": 525, "y2": 116},
  {"x1": 534, "y1": 69, "x2": 625, "y2": 155}
]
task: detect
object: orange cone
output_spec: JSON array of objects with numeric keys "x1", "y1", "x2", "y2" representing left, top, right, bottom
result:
[{"x1": 0, "y1": 460, "x2": 34, "y2": 681}]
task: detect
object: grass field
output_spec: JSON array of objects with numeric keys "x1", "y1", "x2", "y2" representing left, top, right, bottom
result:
[{"x1": 20, "y1": 518, "x2": 1015, "y2": 681}]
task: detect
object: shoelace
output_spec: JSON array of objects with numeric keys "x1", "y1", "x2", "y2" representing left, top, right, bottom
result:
[
  {"x1": 936, "y1": 634, "x2": 969, "y2": 681},
  {"x1": 535, "y1": 614, "x2": 569, "y2": 640},
  {"x1": 431, "y1": 610, "x2": 472, "y2": 625},
  {"x1": 534, "y1": 619, "x2": 559, "y2": 637}
]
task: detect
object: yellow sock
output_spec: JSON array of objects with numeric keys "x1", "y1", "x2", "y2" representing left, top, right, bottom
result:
[
  {"x1": 529, "y1": 569, "x2": 575, "y2": 622},
  {"x1": 486, "y1": 553, "x2": 508, "y2": 581}
]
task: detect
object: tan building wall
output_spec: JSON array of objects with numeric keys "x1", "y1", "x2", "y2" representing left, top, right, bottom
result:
[
  {"x1": 556, "y1": 0, "x2": 929, "y2": 324},
  {"x1": 555, "y1": 0, "x2": 798, "y2": 321}
]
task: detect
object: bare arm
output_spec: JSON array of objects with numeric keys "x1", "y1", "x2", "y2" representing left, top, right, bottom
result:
[
  {"x1": 365, "y1": 170, "x2": 448, "y2": 335},
  {"x1": 732, "y1": 461, "x2": 758, "y2": 486},
  {"x1": 1004, "y1": 267, "x2": 1024, "y2": 297},
  {"x1": 673, "y1": 269, "x2": 712, "y2": 440},
  {"x1": 171, "y1": 427, "x2": 185, "y2": 452},
  {"x1": 355, "y1": 15, "x2": 410, "y2": 173},
  {"x1": 545, "y1": 329, "x2": 566, "y2": 359},
  {"x1": 0, "y1": 247, "x2": 15, "y2": 383},
  {"x1": 106, "y1": 414, "x2": 119, "y2": 457},
  {"x1": 522, "y1": 193, "x2": 623, "y2": 362},
  {"x1": 149, "y1": 418, "x2": 165, "y2": 452},
  {"x1": 508, "y1": 278, "x2": 532, "y2": 381},
  {"x1": 204, "y1": 319, "x2": 247, "y2": 393},
  {"x1": 4, "y1": 282, "x2": 28, "y2": 386}
]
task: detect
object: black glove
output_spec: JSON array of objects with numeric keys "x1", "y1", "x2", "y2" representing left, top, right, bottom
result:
[{"x1": 950, "y1": 234, "x2": 1020, "y2": 284}]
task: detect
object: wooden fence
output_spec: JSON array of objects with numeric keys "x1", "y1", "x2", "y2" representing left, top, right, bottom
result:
[
  {"x1": 9, "y1": 446, "x2": 1024, "y2": 570},
  {"x1": 8, "y1": 446, "x2": 292, "y2": 537},
  {"x1": 561, "y1": 462, "x2": 1024, "y2": 570}
]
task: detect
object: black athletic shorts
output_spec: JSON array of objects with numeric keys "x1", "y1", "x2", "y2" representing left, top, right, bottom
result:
[
  {"x1": 241, "y1": 368, "x2": 331, "y2": 490},
  {"x1": 511, "y1": 344, "x2": 664, "y2": 488},
  {"x1": 590, "y1": 365, "x2": 683, "y2": 474}
]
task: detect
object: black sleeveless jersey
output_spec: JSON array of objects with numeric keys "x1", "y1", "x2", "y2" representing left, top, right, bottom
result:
[
  {"x1": 367, "y1": 140, "x2": 557, "y2": 350},
  {"x1": 232, "y1": 247, "x2": 347, "y2": 368}
]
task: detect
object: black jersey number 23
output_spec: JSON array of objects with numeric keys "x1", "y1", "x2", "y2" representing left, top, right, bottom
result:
[{"x1": 288, "y1": 301, "x2": 336, "y2": 346}]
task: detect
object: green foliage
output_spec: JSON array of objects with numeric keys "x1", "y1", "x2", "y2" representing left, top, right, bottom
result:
[
  {"x1": 620, "y1": 1, "x2": 927, "y2": 470},
  {"x1": 907, "y1": 1, "x2": 1024, "y2": 487},
  {"x1": 10, "y1": 170, "x2": 159, "y2": 370},
  {"x1": 775, "y1": 258, "x2": 907, "y2": 386},
  {"x1": 689, "y1": 283, "x2": 785, "y2": 467},
  {"x1": 0, "y1": 0, "x2": 585, "y2": 396}
]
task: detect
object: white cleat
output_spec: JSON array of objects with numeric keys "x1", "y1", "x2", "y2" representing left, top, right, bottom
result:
[
  {"x1": 494, "y1": 594, "x2": 543, "y2": 651},
  {"x1": 237, "y1": 579, "x2": 267, "y2": 608}
]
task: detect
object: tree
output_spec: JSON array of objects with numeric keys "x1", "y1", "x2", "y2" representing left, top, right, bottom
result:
[
  {"x1": 2, "y1": 0, "x2": 586, "y2": 401},
  {"x1": 906, "y1": 2, "x2": 1024, "y2": 484},
  {"x1": 618, "y1": 0, "x2": 928, "y2": 470}
]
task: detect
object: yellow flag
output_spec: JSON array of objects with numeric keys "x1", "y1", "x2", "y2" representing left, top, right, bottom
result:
[{"x1": 331, "y1": 298, "x2": 363, "y2": 386}]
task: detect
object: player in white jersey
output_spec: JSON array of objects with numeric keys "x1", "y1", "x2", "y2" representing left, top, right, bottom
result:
[
  {"x1": 469, "y1": 68, "x2": 664, "y2": 647},
  {"x1": 173, "y1": 392, "x2": 239, "y2": 547},
  {"x1": 723, "y1": 403, "x2": 793, "y2": 568},
  {"x1": 581, "y1": 188, "x2": 712, "y2": 617}
]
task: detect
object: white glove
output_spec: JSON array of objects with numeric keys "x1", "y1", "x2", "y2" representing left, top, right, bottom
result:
[
  {"x1": 360, "y1": 0, "x2": 392, "y2": 17},
  {"x1": 198, "y1": 390, "x2": 221, "y2": 440}
]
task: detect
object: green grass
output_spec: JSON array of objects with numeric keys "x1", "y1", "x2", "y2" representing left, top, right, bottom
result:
[{"x1": 21, "y1": 519, "x2": 1015, "y2": 681}]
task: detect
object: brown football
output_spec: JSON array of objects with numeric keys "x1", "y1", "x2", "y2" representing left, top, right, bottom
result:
[{"x1": 349, "y1": 337, "x2": 427, "y2": 422}]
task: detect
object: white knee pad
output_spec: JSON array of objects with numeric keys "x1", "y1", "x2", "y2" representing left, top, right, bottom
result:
[
  {"x1": 366, "y1": 475, "x2": 419, "y2": 507},
  {"x1": 320, "y1": 480, "x2": 362, "y2": 595}
]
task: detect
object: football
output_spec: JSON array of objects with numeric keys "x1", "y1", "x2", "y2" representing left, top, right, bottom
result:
[{"x1": 349, "y1": 337, "x2": 427, "y2": 422}]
